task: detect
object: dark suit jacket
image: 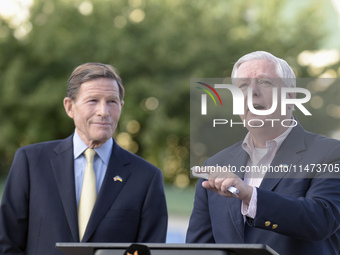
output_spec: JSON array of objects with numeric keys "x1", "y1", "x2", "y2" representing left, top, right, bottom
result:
[
  {"x1": 186, "y1": 124, "x2": 340, "y2": 255},
  {"x1": 0, "y1": 135, "x2": 168, "y2": 255}
]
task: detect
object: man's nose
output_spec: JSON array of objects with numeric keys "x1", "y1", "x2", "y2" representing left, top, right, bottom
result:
[
  {"x1": 249, "y1": 80, "x2": 261, "y2": 96},
  {"x1": 97, "y1": 101, "x2": 109, "y2": 116}
]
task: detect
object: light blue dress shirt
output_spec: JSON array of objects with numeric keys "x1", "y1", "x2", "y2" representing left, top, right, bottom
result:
[{"x1": 73, "y1": 130, "x2": 113, "y2": 205}]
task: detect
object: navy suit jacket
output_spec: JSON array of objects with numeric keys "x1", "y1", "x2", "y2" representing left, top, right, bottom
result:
[
  {"x1": 186, "y1": 124, "x2": 340, "y2": 255},
  {"x1": 0, "y1": 135, "x2": 168, "y2": 255}
]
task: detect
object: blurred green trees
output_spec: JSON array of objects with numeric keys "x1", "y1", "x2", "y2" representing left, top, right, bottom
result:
[{"x1": 0, "y1": 0, "x2": 339, "y2": 187}]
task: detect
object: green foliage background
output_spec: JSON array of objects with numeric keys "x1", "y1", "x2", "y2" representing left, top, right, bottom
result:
[{"x1": 0, "y1": 0, "x2": 340, "y2": 187}]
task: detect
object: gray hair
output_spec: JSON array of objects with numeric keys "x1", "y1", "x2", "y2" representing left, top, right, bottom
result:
[{"x1": 231, "y1": 51, "x2": 296, "y2": 88}]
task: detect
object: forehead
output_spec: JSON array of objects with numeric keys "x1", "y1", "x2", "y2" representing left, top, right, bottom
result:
[
  {"x1": 78, "y1": 78, "x2": 120, "y2": 97},
  {"x1": 236, "y1": 59, "x2": 278, "y2": 78}
]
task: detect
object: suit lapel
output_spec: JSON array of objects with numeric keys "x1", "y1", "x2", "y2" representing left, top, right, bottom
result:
[
  {"x1": 50, "y1": 135, "x2": 79, "y2": 242},
  {"x1": 227, "y1": 145, "x2": 249, "y2": 241},
  {"x1": 260, "y1": 123, "x2": 306, "y2": 191},
  {"x1": 82, "y1": 141, "x2": 131, "y2": 241}
]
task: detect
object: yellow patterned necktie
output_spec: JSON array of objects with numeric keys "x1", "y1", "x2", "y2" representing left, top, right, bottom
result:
[{"x1": 78, "y1": 148, "x2": 97, "y2": 241}]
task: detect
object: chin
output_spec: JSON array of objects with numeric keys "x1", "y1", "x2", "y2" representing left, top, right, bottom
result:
[
  {"x1": 93, "y1": 132, "x2": 113, "y2": 141},
  {"x1": 244, "y1": 115, "x2": 270, "y2": 129}
]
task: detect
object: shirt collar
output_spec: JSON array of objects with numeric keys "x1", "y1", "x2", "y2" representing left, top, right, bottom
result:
[
  {"x1": 73, "y1": 129, "x2": 113, "y2": 166},
  {"x1": 242, "y1": 124, "x2": 294, "y2": 158}
]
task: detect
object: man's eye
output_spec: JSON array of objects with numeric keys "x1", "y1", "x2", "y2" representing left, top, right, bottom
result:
[{"x1": 260, "y1": 80, "x2": 272, "y2": 86}]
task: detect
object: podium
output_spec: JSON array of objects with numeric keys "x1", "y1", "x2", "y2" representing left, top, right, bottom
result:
[{"x1": 56, "y1": 243, "x2": 279, "y2": 255}]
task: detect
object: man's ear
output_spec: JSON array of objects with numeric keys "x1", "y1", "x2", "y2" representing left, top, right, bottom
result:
[
  {"x1": 286, "y1": 91, "x2": 296, "y2": 113},
  {"x1": 63, "y1": 97, "x2": 74, "y2": 119}
]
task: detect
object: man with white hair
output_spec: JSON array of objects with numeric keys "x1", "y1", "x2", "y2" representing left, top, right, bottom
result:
[{"x1": 186, "y1": 51, "x2": 340, "y2": 255}]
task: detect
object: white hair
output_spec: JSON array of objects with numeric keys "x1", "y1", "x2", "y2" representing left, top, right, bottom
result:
[{"x1": 231, "y1": 51, "x2": 296, "y2": 88}]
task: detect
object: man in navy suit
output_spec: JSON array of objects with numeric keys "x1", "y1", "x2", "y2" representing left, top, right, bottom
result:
[
  {"x1": 186, "y1": 51, "x2": 340, "y2": 254},
  {"x1": 0, "y1": 63, "x2": 168, "y2": 255}
]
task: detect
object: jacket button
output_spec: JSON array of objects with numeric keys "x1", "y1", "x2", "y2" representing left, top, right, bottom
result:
[
  {"x1": 272, "y1": 224, "x2": 278, "y2": 229},
  {"x1": 265, "y1": 221, "x2": 271, "y2": 227}
]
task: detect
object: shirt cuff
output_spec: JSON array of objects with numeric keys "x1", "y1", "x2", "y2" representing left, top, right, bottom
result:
[{"x1": 241, "y1": 187, "x2": 257, "y2": 219}]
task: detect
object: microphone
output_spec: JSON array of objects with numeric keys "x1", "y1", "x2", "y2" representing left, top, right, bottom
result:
[
  {"x1": 191, "y1": 166, "x2": 239, "y2": 196},
  {"x1": 124, "y1": 244, "x2": 151, "y2": 255}
]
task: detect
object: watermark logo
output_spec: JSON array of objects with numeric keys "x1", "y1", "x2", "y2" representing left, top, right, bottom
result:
[
  {"x1": 196, "y1": 82, "x2": 222, "y2": 115},
  {"x1": 198, "y1": 83, "x2": 312, "y2": 116},
  {"x1": 190, "y1": 78, "x2": 340, "y2": 175}
]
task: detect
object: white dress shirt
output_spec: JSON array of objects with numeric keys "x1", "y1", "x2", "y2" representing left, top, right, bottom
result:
[{"x1": 241, "y1": 125, "x2": 293, "y2": 218}]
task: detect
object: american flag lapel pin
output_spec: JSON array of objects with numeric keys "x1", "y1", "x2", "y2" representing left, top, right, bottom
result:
[{"x1": 113, "y1": 175, "x2": 123, "y2": 182}]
